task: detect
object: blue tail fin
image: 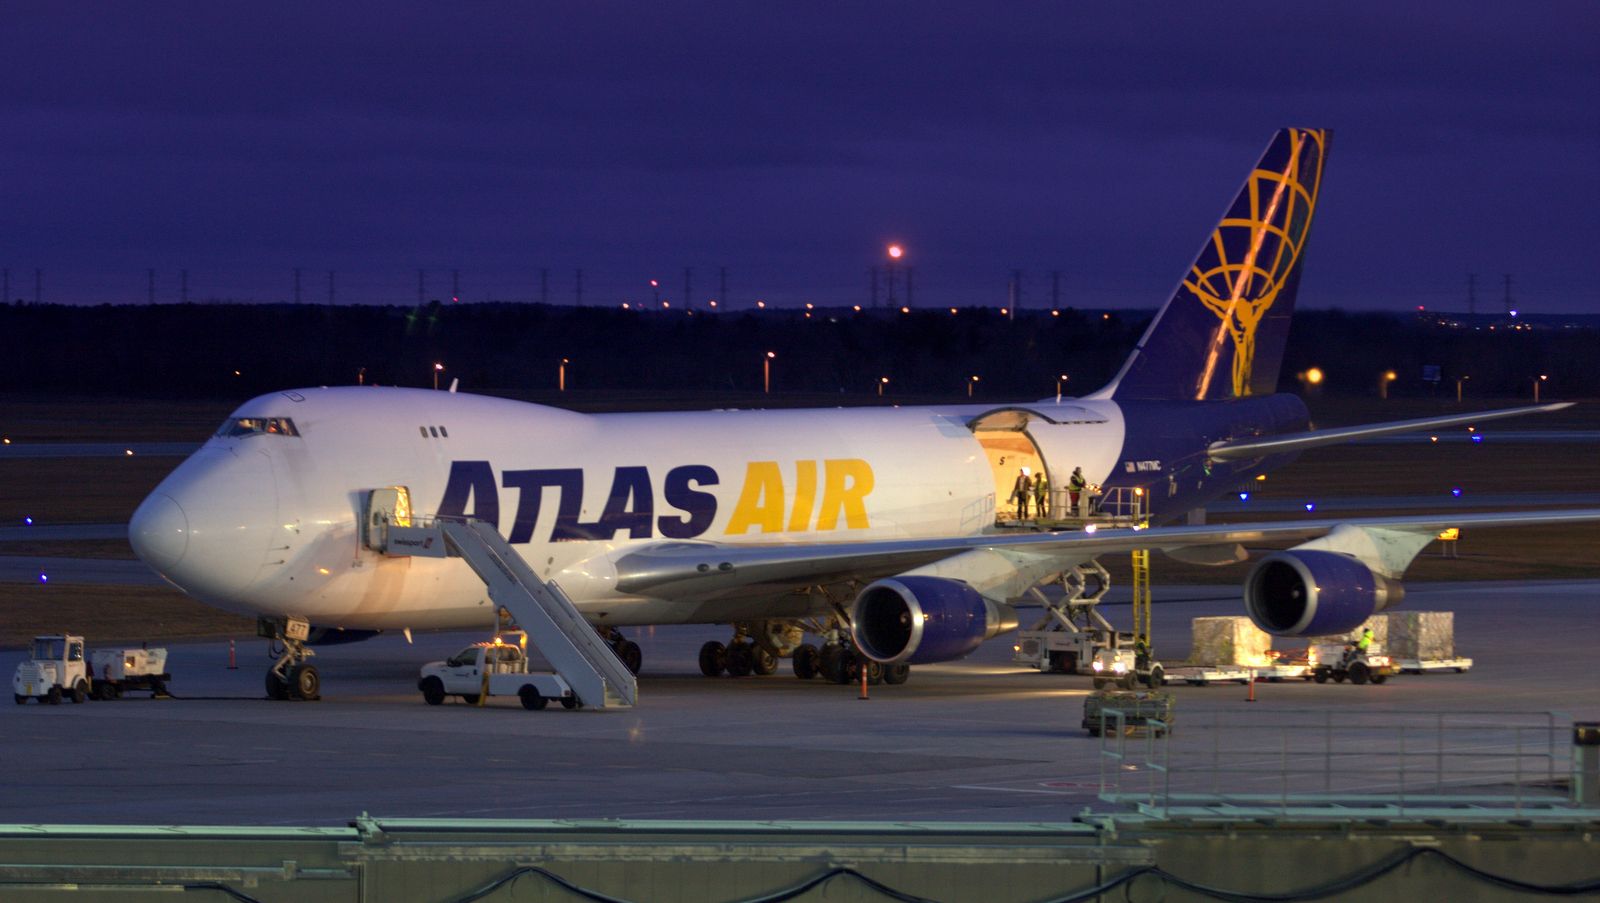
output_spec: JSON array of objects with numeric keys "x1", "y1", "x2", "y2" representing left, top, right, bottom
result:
[{"x1": 1105, "y1": 128, "x2": 1329, "y2": 401}]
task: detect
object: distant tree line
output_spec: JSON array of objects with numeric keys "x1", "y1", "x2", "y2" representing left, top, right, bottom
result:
[{"x1": 0, "y1": 302, "x2": 1592, "y2": 401}]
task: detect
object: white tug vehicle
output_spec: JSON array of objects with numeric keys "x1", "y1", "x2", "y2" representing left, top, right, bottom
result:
[
  {"x1": 417, "y1": 631, "x2": 578, "y2": 710},
  {"x1": 13, "y1": 635, "x2": 92, "y2": 705}
]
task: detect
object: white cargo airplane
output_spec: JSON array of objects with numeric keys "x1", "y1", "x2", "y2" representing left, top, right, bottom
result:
[{"x1": 129, "y1": 128, "x2": 1596, "y2": 699}]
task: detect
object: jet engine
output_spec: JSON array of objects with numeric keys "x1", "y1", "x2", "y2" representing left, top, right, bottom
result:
[
  {"x1": 850, "y1": 576, "x2": 1018, "y2": 664},
  {"x1": 1243, "y1": 550, "x2": 1404, "y2": 637}
]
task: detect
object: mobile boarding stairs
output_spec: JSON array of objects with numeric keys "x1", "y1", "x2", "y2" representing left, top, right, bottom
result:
[{"x1": 375, "y1": 515, "x2": 637, "y2": 710}]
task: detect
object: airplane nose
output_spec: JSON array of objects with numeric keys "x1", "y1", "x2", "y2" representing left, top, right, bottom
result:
[
  {"x1": 129, "y1": 493, "x2": 189, "y2": 571},
  {"x1": 131, "y1": 447, "x2": 278, "y2": 599}
]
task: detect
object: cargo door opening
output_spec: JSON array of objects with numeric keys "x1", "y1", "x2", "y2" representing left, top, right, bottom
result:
[
  {"x1": 362, "y1": 486, "x2": 413, "y2": 552},
  {"x1": 973, "y1": 430, "x2": 1048, "y2": 522}
]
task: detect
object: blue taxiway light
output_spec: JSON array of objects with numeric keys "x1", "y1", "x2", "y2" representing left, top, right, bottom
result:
[
  {"x1": 1303, "y1": 502, "x2": 1317, "y2": 512},
  {"x1": 1451, "y1": 487, "x2": 1463, "y2": 498},
  {"x1": 24, "y1": 516, "x2": 33, "y2": 526},
  {"x1": 1237, "y1": 491, "x2": 1250, "y2": 502},
  {"x1": 1471, "y1": 434, "x2": 1484, "y2": 444}
]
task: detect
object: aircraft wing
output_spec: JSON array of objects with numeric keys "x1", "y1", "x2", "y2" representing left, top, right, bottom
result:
[
  {"x1": 1206, "y1": 403, "x2": 1572, "y2": 461},
  {"x1": 611, "y1": 507, "x2": 1600, "y2": 599}
]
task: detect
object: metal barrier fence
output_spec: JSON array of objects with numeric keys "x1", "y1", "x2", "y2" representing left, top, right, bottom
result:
[{"x1": 1097, "y1": 708, "x2": 1586, "y2": 820}]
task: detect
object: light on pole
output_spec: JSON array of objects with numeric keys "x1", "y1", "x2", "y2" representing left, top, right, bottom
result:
[
  {"x1": 886, "y1": 244, "x2": 903, "y2": 307},
  {"x1": 1456, "y1": 375, "x2": 1470, "y2": 403},
  {"x1": 968, "y1": 375, "x2": 980, "y2": 398},
  {"x1": 1380, "y1": 370, "x2": 1397, "y2": 400},
  {"x1": 764, "y1": 351, "x2": 776, "y2": 394},
  {"x1": 1297, "y1": 367, "x2": 1324, "y2": 395},
  {"x1": 559, "y1": 358, "x2": 569, "y2": 392},
  {"x1": 1535, "y1": 374, "x2": 1547, "y2": 403},
  {"x1": 432, "y1": 362, "x2": 444, "y2": 390},
  {"x1": 878, "y1": 376, "x2": 889, "y2": 397},
  {"x1": 1056, "y1": 373, "x2": 1069, "y2": 401}
]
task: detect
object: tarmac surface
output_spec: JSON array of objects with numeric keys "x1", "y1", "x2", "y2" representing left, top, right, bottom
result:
[{"x1": 3, "y1": 579, "x2": 1596, "y2": 826}]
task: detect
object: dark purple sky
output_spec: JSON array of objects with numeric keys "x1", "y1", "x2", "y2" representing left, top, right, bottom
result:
[{"x1": 3, "y1": 3, "x2": 1597, "y2": 312}]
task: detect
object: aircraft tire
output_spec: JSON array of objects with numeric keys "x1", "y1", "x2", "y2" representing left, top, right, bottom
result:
[
  {"x1": 751, "y1": 646, "x2": 778, "y2": 676},
  {"x1": 266, "y1": 671, "x2": 291, "y2": 700},
  {"x1": 725, "y1": 643, "x2": 754, "y2": 677},
  {"x1": 883, "y1": 663, "x2": 910, "y2": 685},
  {"x1": 617, "y1": 640, "x2": 643, "y2": 675},
  {"x1": 290, "y1": 664, "x2": 321, "y2": 701},
  {"x1": 519, "y1": 686, "x2": 548, "y2": 710},
  {"x1": 791, "y1": 644, "x2": 820, "y2": 679},
  {"x1": 819, "y1": 645, "x2": 849, "y2": 684},
  {"x1": 697, "y1": 641, "x2": 726, "y2": 677}
]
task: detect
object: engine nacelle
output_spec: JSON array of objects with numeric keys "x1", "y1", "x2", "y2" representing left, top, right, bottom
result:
[
  {"x1": 1243, "y1": 550, "x2": 1404, "y2": 637},
  {"x1": 850, "y1": 576, "x2": 1019, "y2": 664}
]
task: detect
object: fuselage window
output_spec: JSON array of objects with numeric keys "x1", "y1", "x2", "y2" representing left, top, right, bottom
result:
[
  {"x1": 419, "y1": 427, "x2": 428, "y2": 438},
  {"x1": 438, "y1": 426, "x2": 448, "y2": 438},
  {"x1": 428, "y1": 426, "x2": 439, "y2": 438},
  {"x1": 217, "y1": 417, "x2": 299, "y2": 438}
]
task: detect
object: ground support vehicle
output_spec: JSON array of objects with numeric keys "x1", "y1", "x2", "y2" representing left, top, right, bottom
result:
[
  {"x1": 13, "y1": 635, "x2": 91, "y2": 705},
  {"x1": 1306, "y1": 642, "x2": 1399, "y2": 685},
  {"x1": 1166, "y1": 663, "x2": 1308, "y2": 686},
  {"x1": 1011, "y1": 562, "x2": 1165, "y2": 689},
  {"x1": 417, "y1": 631, "x2": 577, "y2": 710},
  {"x1": 1397, "y1": 657, "x2": 1473, "y2": 674},
  {"x1": 1083, "y1": 690, "x2": 1174, "y2": 737},
  {"x1": 89, "y1": 648, "x2": 171, "y2": 699}
]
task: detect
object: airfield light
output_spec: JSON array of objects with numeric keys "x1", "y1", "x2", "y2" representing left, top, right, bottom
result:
[
  {"x1": 1535, "y1": 374, "x2": 1548, "y2": 403},
  {"x1": 432, "y1": 362, "x2": 445, "y2": 390},
  {"x1": 38, "y1": 572, "x2": 48, "y2": 583},
  {"x1": 1509, "y1": 308, "x2": 1519, "y2": 318},
  {"x1": 1305, "y1": 367, "x2": 1324, "y2": 385},
  {"x1": 1303, "y1": 502, "x2": 1316, "y2": 512},
  {"x1": 888, "y1": 244, "x2": 904, "y2": 260},
  {"x1": 878, "y1": 376, "x2": 889, "y2": 397},
  {"x1": 621, "y1": 302, "x2": 630, "y2": 309},
  {"x1": 1103, "y1": 313, "x2": 1111, "y2": 320},
  {"x1": 1456, "y1": 375, "x2": 1470, "y2": 403},
  {"x1": 1380, "y1": 370, "x2": 1397, "y2": 400},
  {"x1": 1052, "y1": 310, "x2": 1060, "y2": 317},
  {"x1": 763, "y1": 352, "x2": 776, "y2": 394},
  {"x1": 708, "y1": 299, "x2": 718, "y2": 309},
  {"x1": 1056, "y1": 374, "x2": 1069, "y2": 399},
  {"x1": 1238, "y1": 491, "x2": 1250, "y2": 502},
  {"x1": 1, "y1": 437, "x2": 8, "y2": 444},
  {"x1": 233, "y1": 370, "x2": 241, "y2": 377},
  {"x1": 950, "y1": 307, "x2": 958, "y2": 315},
  {"x1": 1471, "y1": 434, "x2": 1483, "y2": 445},
  {"x1": 1430, "y1": 436, "x2": 1438, "y2": 443},
  {"x1": 756, "y1": 300, "x2": 766, "y2": 309},
  {"x1": 1451, "y1": 487, "x2": 1463, "y2": 498},
  {"x1": 968, "y1": 375, "x2": 980, "y2": 397},
  {"x1": 805, "y1": 302, "x2": 814, "y2": 310},
  {"x1": 24, "y1": 516, "x2": 33, "y2": 526},
  {"x1": 124, "y1": 449, "x2": 134, "y2": 456},
  {"x1": 662, "y1": 300, "x2": 670, "y2": 309},
  {"x1": 559, "y1": 358, "x2": 569, "y2": 392},
  {"x1": 1255, "y1": 474, "x2": 1267, "y2": 481},
  {"x1": 900, "y1": 306, "x2": 910, "y2": 314}
]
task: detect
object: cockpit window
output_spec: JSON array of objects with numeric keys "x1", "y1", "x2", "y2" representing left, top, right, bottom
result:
[{"x1": 216, "y1": 417, "x2": 299, "y2": 438}]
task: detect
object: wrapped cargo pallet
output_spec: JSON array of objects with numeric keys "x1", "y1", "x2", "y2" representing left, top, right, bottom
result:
[
  {"x1": 1383, "y1": 611, "x2": 1455, "y2": 661},
  {"x1": 1189, "y1": 616, "x2": 1272, "y2": 667}
]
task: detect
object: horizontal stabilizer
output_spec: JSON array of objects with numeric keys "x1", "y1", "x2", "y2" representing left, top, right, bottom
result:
[{"x1": 1207, "y1": 403, "x2": 1573, "y2": 461}]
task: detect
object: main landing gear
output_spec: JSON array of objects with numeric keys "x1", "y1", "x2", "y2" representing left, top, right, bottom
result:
[
  {"x1": 602, "y1": 627, "x2": 643, "y2": 675},
  {"x1": 698, "y1": 617, "x2": 910, "y2": 687},
  {"x1": 260, "y1": 616, "x2": 320, "y2": 701}
]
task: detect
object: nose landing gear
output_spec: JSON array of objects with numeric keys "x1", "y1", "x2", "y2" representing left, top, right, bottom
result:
[{"x1": 260, "y1": 616, "x2": 320, "y2": 701}]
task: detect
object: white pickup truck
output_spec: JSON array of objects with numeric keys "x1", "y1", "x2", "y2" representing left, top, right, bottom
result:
[{"x1": 417, "y1": 636, "x2": 575, "y2": 710}]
